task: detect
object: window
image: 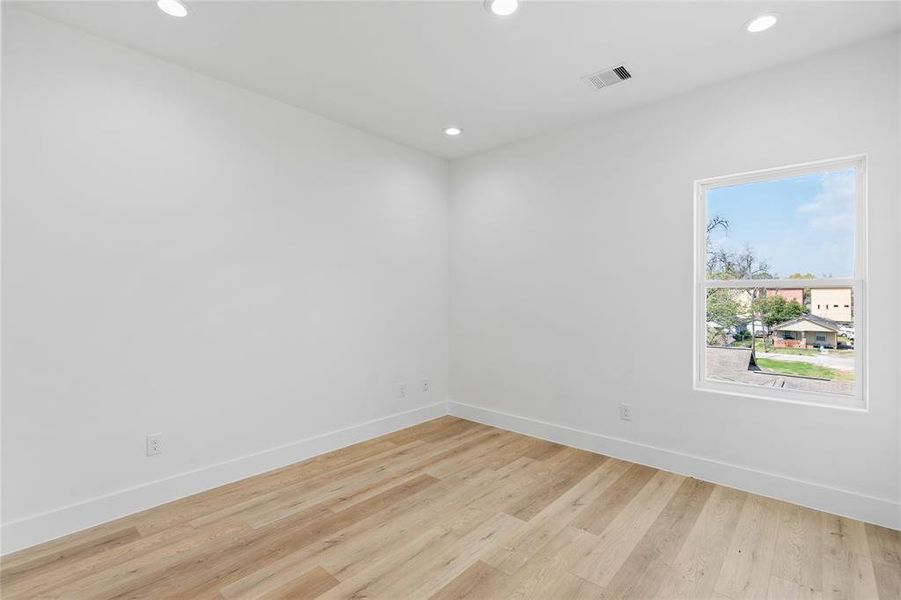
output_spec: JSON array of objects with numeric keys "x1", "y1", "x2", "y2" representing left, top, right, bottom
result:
[{"x1": 695, "y1": 156, "x2": 866, "y2": 408}]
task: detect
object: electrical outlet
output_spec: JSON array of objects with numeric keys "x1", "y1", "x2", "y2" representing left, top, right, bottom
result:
[
  {"x1": 146, "y1": 433, "x2": 162, "y2": 456},
  {"x1": 619, "y1": 403, "x2": 632, "y2": 421},
  {"x1": 398, "y1": 383, "x2": 407, "y2": 399},
  {"x1": 421, "y1": 379, "x2": 430, "y2": 393}
]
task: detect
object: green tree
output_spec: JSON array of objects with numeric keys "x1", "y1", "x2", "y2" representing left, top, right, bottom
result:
[
  {"x1": 706, "y1": 289, "x2": 743, "y2": 346},
  {"x1": 706, "y1": 216, "x2": 774, "y2": 362},
  {"x1": 751, "y1": 295, "x2": 808, "y2": 351},
  {"x1": 707, "y1": 245, "x2": 773, "y2": 360},
  {"x1": 787, "y1": 272, "x2": 816, "y2": 307}
]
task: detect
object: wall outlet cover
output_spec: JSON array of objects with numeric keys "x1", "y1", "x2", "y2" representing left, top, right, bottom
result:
[{"x1": 146, "y1": 433, "x2": 163, "y2": 456}]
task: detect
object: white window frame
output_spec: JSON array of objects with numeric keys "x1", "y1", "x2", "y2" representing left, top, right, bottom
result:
[{"x1": 693, "y1": 155, "x2": 867, "y2": 410}]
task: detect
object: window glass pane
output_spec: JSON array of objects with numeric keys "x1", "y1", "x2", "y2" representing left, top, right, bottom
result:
[
  {"x1": 705, "y1": 287, "x2": 854, "y2": 396},
  {"x1": 706, "y1": 168, "x2": 855, "y2": 279}
]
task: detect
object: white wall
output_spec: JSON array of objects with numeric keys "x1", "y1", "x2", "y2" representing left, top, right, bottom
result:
[
  {"x1": 1, "y1": 9, "x2": 448, "y2": 551},
  {"x1": 3, "y1": 8, "x2": 899, "y2": 555},
  {"x1": 449, "y1": 34, "x2": 900, "y2": 526}
]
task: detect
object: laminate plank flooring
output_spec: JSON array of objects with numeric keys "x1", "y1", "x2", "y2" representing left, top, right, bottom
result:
[{"x1": 2, "y1": 416, "x2": 898, "y2": 599}]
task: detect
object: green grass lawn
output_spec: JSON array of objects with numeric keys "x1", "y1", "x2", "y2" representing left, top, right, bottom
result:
[{"x1": 755, "y1": 358, "x2": 854, "y2": 381}]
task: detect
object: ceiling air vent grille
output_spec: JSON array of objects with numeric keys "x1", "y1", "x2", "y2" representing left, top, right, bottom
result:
[{"x1": 582, "y1": 64, "x2": 632, "y2": 90}]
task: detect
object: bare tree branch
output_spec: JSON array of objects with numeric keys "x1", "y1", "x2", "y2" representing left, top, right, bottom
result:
[{"x1": 706, "y1": 215, "x2": 729, "y2": 235}]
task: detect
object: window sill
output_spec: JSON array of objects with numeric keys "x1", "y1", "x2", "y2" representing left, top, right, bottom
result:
[{"x1": 694, "y1": 378, "x2": 867, "y2": 411}]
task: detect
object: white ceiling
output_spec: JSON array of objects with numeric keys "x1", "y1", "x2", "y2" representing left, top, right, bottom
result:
[{"x1": 16, "y1": 1, "x2": 901, "y2": 159}]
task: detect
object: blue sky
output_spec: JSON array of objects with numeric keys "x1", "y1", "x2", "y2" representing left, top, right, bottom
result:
[{"x1": 707, "y1": 168, "x2": 855, "y2": 278}]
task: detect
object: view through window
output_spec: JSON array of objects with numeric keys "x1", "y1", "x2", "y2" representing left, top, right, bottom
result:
[{"x1": 695, "y1": 157, "x2": 865, "y2": 405}]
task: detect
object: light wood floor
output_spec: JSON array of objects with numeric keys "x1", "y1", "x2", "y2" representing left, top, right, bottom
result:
[{"x1": 2, "y1": 416, "x2": 899, "y2": 599}]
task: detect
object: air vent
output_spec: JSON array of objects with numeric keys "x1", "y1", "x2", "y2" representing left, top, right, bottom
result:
[{"x1": 582, "y1": 64, "x2": 632, "y2": 90}]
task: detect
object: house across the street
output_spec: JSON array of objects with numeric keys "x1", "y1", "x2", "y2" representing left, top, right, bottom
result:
[{"x1": 772, "y1": 314, "x2": 843, "y2": 349}]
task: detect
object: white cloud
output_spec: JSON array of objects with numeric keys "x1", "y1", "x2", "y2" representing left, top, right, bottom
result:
[{"x1": 797, "y1": 170, "x2": 855, "y2": 233}]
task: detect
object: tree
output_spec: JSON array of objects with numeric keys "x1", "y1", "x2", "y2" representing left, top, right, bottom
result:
[
  {"x1": 706, "y1": 288, "x2": 743, "y2": 346},
  {"x1": 705, "y1": 215, "x2": 729, "y2": 275},
  {"x1": 751, "y1": 295, "x2": 808, "y2": 351},
  {"x1": 787, "y1": 272, "x2": 816, "y2": 307},
  {"x1": 706, "y1": 216, "x2": 774, "y2": 363},
  {"x1": 706, "y1": 215, "x2": 729, "y2": 235},
  {"x1": 707, "y1": 244, "x2": 773, "y2": 281},
  {"x1": 709, "y1": 244, "x2": 773, "y2": 361}
]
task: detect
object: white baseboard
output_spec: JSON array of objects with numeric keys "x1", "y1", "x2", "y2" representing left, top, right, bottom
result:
[
  {"x1": 448, "y1": 400, "x2": 900, "y2": 531},
  {"x1": 1, "y1": 402, "x2": 450, "y2": 555},
  {"x1": 6, "y1": 399, "x2": 896, "y2": 555}
]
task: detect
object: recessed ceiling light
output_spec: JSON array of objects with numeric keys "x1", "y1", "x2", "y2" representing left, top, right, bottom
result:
[
  {"x1": 444, "y1": 127, "x2": 463, "y2": 137},
  {"x1": 485, "y1": 0, "x2": 519, "y2": 17},
  {"x1": 157, "y1": 0, "x2": 188, "y2": 18},
  {"x1": 746, "y1": 14, "x2": 778, "y2": 33}
]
